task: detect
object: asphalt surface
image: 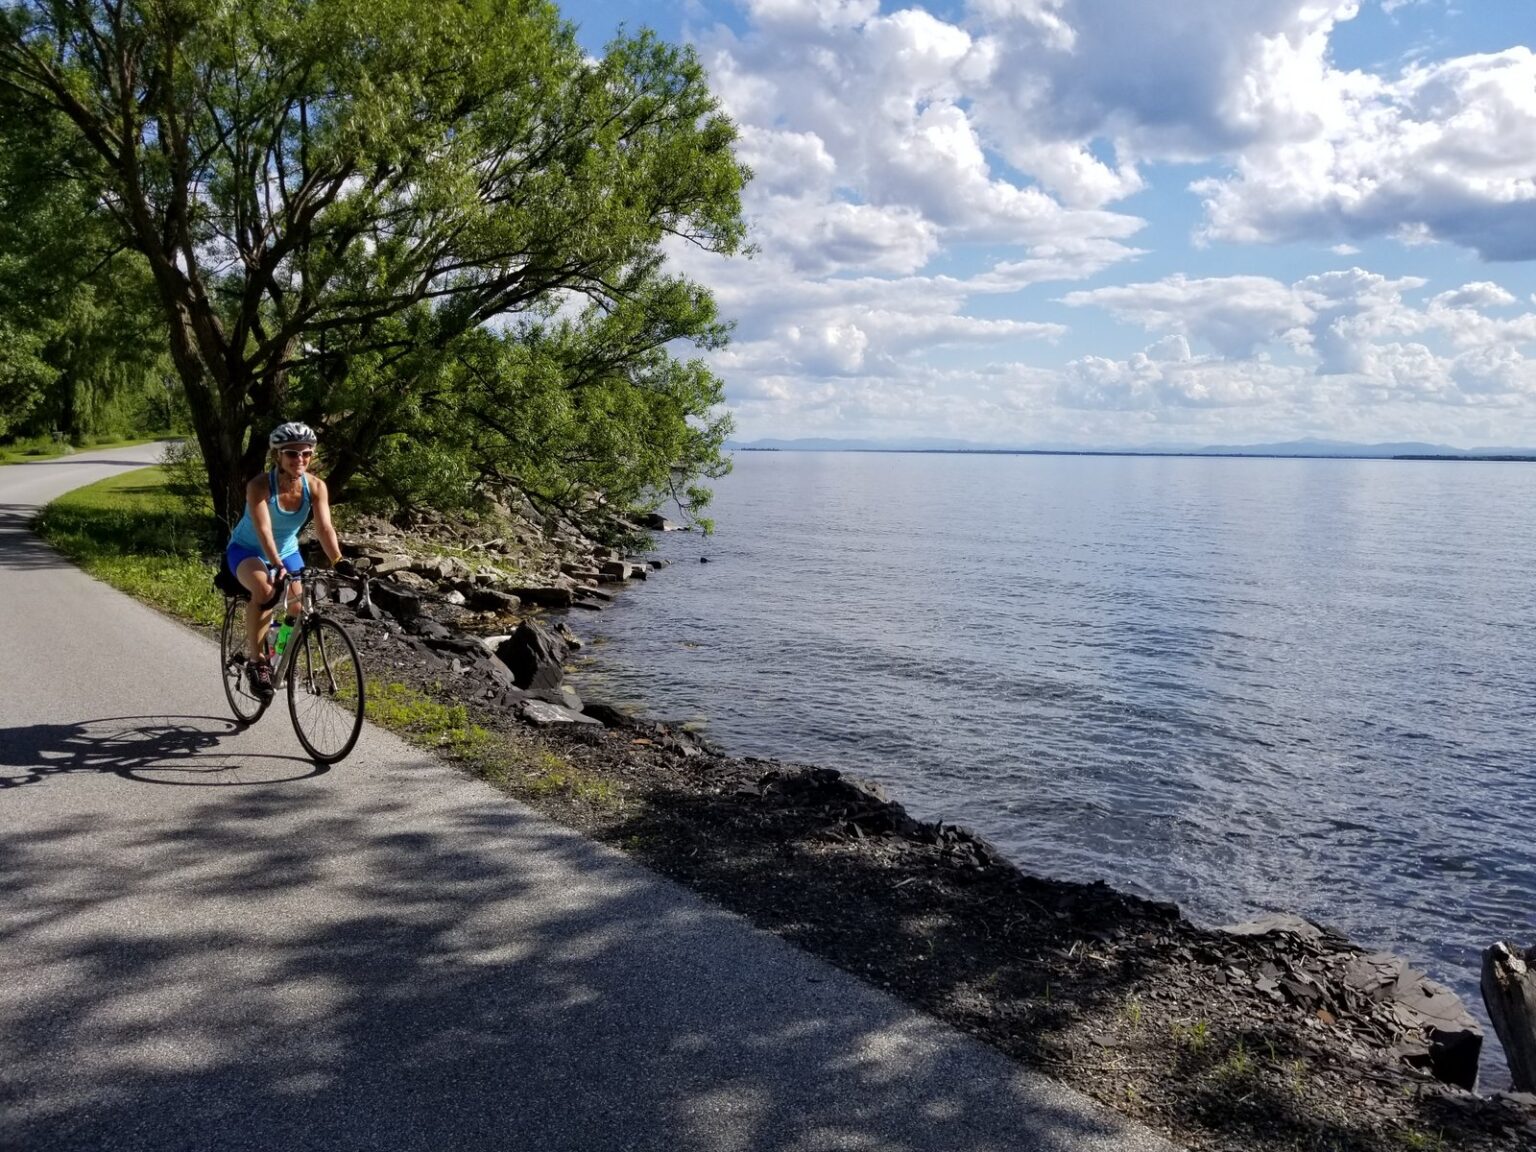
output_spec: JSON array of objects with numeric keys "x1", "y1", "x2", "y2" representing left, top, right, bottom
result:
[{"x1": 0, "y1": 446, "x2": 1180, "y2": 1152}]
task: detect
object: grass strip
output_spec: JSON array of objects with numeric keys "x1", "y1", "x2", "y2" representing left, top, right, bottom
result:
[
  {"x1": 33, "y1": 466, "x2": 225, "y2": 627},
  {"x1": 0, "y1": 434, "x2": 166, "y2": 466}
]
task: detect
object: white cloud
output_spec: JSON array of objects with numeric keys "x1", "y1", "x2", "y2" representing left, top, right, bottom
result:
[
  {"x1": 674, "y1": 1, "x2": 1536, "y2": 446},
  {"x1": 698, "y1": 1, "x2": 1148, "y2": 275},
  {"x1": 1430, "y1": 282, "x2": 1518, "y2": 311},
  {"x1": 1195, "y1": 47, "x2": 1536, "y2": 259},
  {"x1": 1058, "y1": 267, "x2": 1536, "y2": 415},
  {"x1": 1061, "y1": 274, "x2": 1313, "y2": 357}
]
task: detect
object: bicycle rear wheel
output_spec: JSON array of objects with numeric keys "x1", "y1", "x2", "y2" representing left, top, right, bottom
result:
[
  {"x1": 287, "y1": 615, "x2": 365, "y2": 763},
  {"x1": 221, "y1": 598, "x2": 270, "y2": 725}
]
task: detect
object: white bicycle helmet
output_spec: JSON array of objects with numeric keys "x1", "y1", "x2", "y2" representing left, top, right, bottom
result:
[{"x1": 269, "y1": 421, "x2": 317, "y2": 448}]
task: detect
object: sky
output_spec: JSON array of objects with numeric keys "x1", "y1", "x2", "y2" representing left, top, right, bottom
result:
[{"x1": 559, "y1": 0, "x2": 1536, "y2": 449}]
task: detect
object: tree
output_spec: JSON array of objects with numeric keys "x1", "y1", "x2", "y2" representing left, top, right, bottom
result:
[
  {"x1": 0, "y1": 93, "x2": 173, "y2": 442},
  {"x1": 0, "y1": 0, "x2": 747, "y2": 522}
]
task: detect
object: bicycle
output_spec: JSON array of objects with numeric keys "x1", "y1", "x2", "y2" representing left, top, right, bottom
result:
[{"x1": 218, "y1": 565, "x2": 368, "y2": 764}]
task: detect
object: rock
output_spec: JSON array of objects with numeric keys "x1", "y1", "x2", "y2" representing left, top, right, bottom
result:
[
  {"x1": 553, "y1": 622, "x2": 583, "y2": 650},
  {"x1": 495, "y1": 620, "x2": 569, "y2": 690},
  {"x1": 443, "y1": 589, "x2": 467, "y2": 606},
  {"x1": 575, "y1": 586, "x2": 614, "y2": 603},
  {"x1": 640, "y1": 512, "x2": 681, "y2": 531},
  {"x1": 599, "y1": 560, "x2": 633, "y2": 580},
  {"x1": 700, "y1": 556, "x2": 710, "y2": 564},
  {"x1": 409, "y1": 618, "x2": 452, "y2": 641},
  {"x1": 467, "y1": 588, "x2": 520, "y2": 613},
  {"x1": 529, "y1": 684, "x2": 584, "y2": 712},
  {"x1": 423, "y1": 635, "x2": 490, "y2": 659},
  {"x1": 1343, "y1": 952, "x2": 1483, "y2": 1089},
  {"x1": 1223, "y1": 914, "x2": 1326, "y2": 942},
  {"x1": 373, "y1": 554, "x2": 413, "y2": 576},
  {"x1": 560, "y1": 563, "x2": 603, "y2": 581},
  {"x1": 649, "y1": 558, "x2": 670, "y2": 569},
  {"x1": 511, "y1": 586, "x2": 573, "y2": 609},
  {"x1": 517, "y1": 699, "x2": 601, "y2": 727},
  {"x1": 370, "y1": 581, "x2": 422, "y2": 622},
  {"x1": 582, "y1": 701, "x2": 640, "y2": 729},
  {"x1": 391, "y1": 569, "x2": 432, "y2": 591},
  {"x1": 1483, "y1": 942, "x2": 1536, "y2": 1092}
]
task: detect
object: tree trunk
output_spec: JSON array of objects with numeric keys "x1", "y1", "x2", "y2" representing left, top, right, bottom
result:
[{"x1": 1481, "y1": 941, "x2": 1536, "y2": 1092}]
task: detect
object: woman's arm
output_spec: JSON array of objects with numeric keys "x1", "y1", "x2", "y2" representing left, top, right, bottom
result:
[
  {"x1": 310, "y1": 476, "x2": 344, "y2": 566},
  {"x1": 246, "y1": 475, "x2": 289, "y2": 572}
]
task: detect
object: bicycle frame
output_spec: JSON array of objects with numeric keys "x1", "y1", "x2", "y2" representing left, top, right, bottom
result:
[{"x1": 262, "y1": 569, "x2": 356, "y2": 692}]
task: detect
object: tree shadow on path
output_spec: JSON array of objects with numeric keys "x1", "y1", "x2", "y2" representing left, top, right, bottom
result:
[{"x1": 0, "y1": 773, "x2": 1162, "y2": 1152}]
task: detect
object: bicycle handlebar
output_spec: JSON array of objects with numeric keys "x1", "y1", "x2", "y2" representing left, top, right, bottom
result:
[{"x1": 256, "y1": 565, "x2": 368, "y2": 613}]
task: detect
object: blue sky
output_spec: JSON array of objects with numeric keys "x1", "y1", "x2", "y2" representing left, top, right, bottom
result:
[{"x1": 562, "y1": 0, "x2": 1536, "y2": 448}]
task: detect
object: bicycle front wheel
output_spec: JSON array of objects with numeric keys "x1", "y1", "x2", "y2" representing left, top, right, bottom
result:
[
  {"x1": 221, "y1": 598, "x2": 270, "y2": 725},
  {"x1": 287, "y1": 616, "x2": 365, "y2": 763}
]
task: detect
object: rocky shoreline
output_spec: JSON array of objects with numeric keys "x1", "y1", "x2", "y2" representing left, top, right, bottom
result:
[{"x1": 325, "y1": 509, "x2": 1536, "y2": 1151}]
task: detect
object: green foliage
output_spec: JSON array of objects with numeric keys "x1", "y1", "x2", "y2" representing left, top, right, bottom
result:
[
  {"x1": 33, "y1": 467, "x2": 224, "y2": 627},
  {"x1": 3, "y1": 0, "x2": 750, "y2": 524},
  {"x1": 0, "y1": 93, "x2": 175, "y2": 444}
]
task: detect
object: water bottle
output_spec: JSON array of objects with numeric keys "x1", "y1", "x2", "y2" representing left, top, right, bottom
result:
[
  {"x1": 275, "y1": 615, "x2": 296, "y2": 657},
  {"x1": 266, "y1": 616, "x2": 282, "y2": 660}
]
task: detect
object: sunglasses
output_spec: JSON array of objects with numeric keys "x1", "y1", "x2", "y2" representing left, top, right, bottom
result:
[{"x1": 280, "y1": 448, "x2": 314, "y2": 460}]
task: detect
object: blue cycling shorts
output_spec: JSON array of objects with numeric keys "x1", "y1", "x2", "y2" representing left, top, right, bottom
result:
[{"x1": 226, "y1": 541, "x2": 301, "y2": 577}]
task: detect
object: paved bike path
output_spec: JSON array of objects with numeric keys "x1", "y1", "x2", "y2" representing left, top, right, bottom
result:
[{"x1": 0, "y1": 447, "x2": 1178, "y2": 1152}]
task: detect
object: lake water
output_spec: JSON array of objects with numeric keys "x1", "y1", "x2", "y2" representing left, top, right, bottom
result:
[{"x1": 569, "y1": 450, "x2": 1536, "y2": 1066}]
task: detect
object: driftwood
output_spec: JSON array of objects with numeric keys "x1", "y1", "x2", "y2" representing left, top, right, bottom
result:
[{"x1": 1481, "y1": 941, "x2": 1536, "y2": 1092}]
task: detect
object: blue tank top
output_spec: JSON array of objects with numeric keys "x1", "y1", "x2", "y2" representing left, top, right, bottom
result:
[{"x1": 230, "y1": 470, "x2": 311, "y2": 555}]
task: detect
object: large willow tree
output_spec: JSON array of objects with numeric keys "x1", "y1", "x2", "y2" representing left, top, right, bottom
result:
[{"x1": 0, "y1": 0, "x2": 747, "y2": 521}]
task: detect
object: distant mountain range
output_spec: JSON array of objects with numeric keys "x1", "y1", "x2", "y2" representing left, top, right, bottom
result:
[{"x1": 728, "y1": 436, "x2": 1536, "y2": 459}]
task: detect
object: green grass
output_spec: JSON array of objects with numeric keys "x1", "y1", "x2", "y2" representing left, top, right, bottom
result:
[
  {"x1": 365, "y1": 680, "x2": 494, "y2": 756},
  {"x1": 33, "y1": 466, "x2": 224, "y2": 627},
  {"x1": 0, "y1": 434, "x2": 166, "y2": 466}
]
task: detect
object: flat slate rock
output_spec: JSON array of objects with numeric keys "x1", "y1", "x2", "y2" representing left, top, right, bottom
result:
[{"x1": 518, "y1": 698, "x2": 601, "y2": 726}]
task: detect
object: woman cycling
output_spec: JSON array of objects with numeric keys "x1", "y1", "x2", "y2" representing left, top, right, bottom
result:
[{"x1": 226, "y1": 421, "x2": 347, "y2": 698}]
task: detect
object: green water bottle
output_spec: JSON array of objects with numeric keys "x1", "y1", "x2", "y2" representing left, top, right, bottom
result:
[{"x1": 275, "y1": 615, "x2": 296, "y2": 657}]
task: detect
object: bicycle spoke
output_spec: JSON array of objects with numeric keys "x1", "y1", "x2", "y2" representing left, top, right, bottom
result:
[{"x1": 287, "y1": 616, "x2": 364, "y2": 763}]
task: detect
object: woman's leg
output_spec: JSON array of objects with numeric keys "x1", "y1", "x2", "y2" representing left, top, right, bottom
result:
[{"x1": 235, "y1": 557, "x2": 277, "y2": 663}]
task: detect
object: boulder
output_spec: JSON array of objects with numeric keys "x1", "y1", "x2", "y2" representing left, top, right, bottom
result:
[
  {"x1": 467, "y1": 587, "x2": 520, "y2": 613},
  {"x1": 409, "y1": 617, "x2": 452, "y2": 641},
  {"x1": 373, "y1": 554, "x2": 414, "y2": 576},
  {"x1": 582, "y1": 701, "x2": 641, "y2": 729},
  {"x1": 370, "y1": 581, "x2": 422, "y2": 622},
  {"x1": 495, "y1": 620, "x2": 569, "y2": 690},
  {"x1": 511, "y1": 586, "x2": 573, "y2": 609},
  {"x1": 599, "y1": 560, "x2": 634, "y2": 580}
]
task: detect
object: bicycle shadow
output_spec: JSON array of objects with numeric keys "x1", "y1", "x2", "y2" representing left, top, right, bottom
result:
[{"x1": 0, "y1": 714, "x2": 327, "y2": 789}]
